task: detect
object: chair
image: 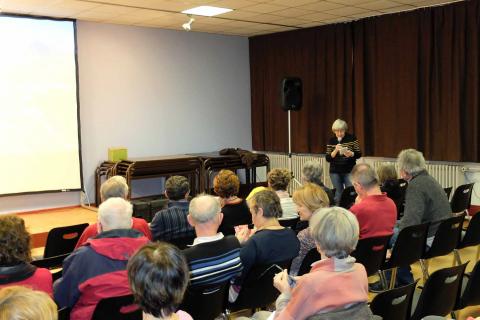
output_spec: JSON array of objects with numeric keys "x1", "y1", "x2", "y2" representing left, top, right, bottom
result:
[
  {"x1": 444, "y1": 187, "x2": 453, "y2": 200},
  {"x1": 454, "y1": 211, "x2": 480, "y2": 265},
  {"x1": 91, "y1": 295, "x2": 142, "y2": 320},
  {"x1": 43, "y1": 223, "x2": 89, "y2": 258},
  {"x1": 279, "y1": 217, "x2": 299, "y2": 229},
  {"x1": 380, "y1": 223, "x2": 429, "y2": 289},
  {"x1": 420, "y1": 214, "x2": 465, "y2": 281},
  {"x1": 180, "y1": 282, "x2": 228, "y2": 320},
  {"x1": 450, "y1": 183, "x2": 474, "y2": 214},
  {"x1": 58, "y1": 307, "x2": 70, "y2": 320},
  {"x1": 339, "y1": 186, "x2": 357, "y2": 209},
  {"x1": 31, "y1": 253, "x2": 70, "y2": 269},
  {"x1": 410, "y1": 263, "x2": 468, "y2": 320},
  {"x1": 370, "y1": 280, "x2": 418, "y2": 320},
  {"x1": 227, "y1": 260, "x2": 291, "y2": 312},
  {"x1": 351, "y1": 235, "x2": 390, "y2": 277},
  {"x1": 453, "y1": 260, "x2": 480, "y2": 317},
  {"x1": 297, "y1": 248, "x2": 321, "y2": 276}
]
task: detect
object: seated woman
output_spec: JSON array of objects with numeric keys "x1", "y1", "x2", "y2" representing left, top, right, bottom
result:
[
  {"x1": 289, "y1": 183, "x2": 329, "y2": 276},
  {"x1": 214, "y1": 169, "x2": 251, "y2": 235},
  {"x1": 301, "y1": 161, "x2": 335, "y2": 206},
  {"x1": 267, "y1": 168, "x2": 298, "y2": 220},
  {"x1": 0, "y1": 286, "x2": 58, "y2": 320},
  {"x1": 377, "y1": 163, "x2": 404, "y2": 216},
  {"x1": 231, "y1": 190, "x2": 299, "y2": 300},
  {"x1": 0, "y1": 216, "x2": 53, "y2": 295},
  {"x1": 127, "y1": 242, "x2": 193, "y2": 320},
  {"x1": 246, "y1": 207, "x2": 370, "y2": 320}
]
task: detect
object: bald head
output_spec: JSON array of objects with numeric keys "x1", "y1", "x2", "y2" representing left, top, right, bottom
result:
[
  {"x1": 189, "y1": 194, "x2": 221, "y2": 224},
  {"x1": 351, "y1": 163, "x2": 379, "y2": 190}
]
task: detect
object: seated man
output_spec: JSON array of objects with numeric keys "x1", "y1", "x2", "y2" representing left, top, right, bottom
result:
[
  {"x1": 75, "y1": 175, "x2": 151, "y2": 248},
  {"x1": 150, "y1": 176, "x2": 194, "y2": 241},
  {"x1": 183, "y1": 194, "x2": 243, "y2": 287},
  {"x1": 54, "y1": 197, "x2": 150, "y2": 320},
  {"x1": 349, "y1": 163, "x2": 396, "y2": 239}
]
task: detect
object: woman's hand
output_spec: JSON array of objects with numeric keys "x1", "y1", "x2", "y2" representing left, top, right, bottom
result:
[
  {"x1": 273, "y1": 269, "x2": 291, "y2": 295},
  {"x1": 344, "y1": 150, "x2": 354, "y2": 157},
  {"x1": 235, "y1": 226, "x2": 251, "y2": 244}
]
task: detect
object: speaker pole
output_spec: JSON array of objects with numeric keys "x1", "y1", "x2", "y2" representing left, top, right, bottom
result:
[{"x1": 287, "y1": 110, "x2": 302, "y2": 188}]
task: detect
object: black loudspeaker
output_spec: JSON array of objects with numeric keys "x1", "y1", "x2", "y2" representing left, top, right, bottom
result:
[{"x1": 281, "y1": 77, "x2": 302, "y2": 111}]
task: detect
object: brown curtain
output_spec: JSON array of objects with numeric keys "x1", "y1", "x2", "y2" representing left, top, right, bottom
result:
[{"x1": 250, "y1": 0, "x2": 480, "y2": 162}]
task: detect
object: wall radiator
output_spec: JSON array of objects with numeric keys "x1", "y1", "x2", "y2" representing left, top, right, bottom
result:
[{"x1": 264, "y1": 152, "x2": 464, "y2": 195}]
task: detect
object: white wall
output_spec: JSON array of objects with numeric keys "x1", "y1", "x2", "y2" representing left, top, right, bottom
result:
[{"x1": 0, "y1": 21, "x2": 251, "y2": 214}]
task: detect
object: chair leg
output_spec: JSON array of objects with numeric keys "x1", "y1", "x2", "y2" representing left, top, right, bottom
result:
[
  {"x1": 454, "y1": 249, "x2": 462, "y2": 266},
  {"x1": 419, "y1": 259, "x2": 429, "y2": 283},
  {"x1": 379, "y1": 271, "x2": 388, "y2": 290},
  {"x1": 389, "y1": 268, "x2": 397, "y2": 290}
]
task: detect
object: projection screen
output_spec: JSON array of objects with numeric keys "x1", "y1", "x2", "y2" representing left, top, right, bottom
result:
[{"x1": 0, "y1": 15, "x2": 82, "y2": 196}]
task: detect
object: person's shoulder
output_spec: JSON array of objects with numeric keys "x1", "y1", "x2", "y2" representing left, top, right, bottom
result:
[
  {"x1": 33, "y1": 267, "x2": 53, "y2": 280},
  {"x1": 132, "y1": 217, "x2": 148, "y2": 226}
]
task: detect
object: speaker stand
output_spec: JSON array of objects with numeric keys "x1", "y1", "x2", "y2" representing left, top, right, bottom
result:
[{"x1": 287, "y1": 110, "x2": 302, "y2": 188}]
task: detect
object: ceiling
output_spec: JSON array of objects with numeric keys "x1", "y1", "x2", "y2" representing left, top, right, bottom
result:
[{"x1": 0, "y1": 0, "x2": 463, "y2": 36}]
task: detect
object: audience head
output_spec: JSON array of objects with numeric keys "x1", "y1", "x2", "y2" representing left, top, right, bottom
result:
[
  {"x1": 127, "y1": 242, "x2": 189, "y2": 319},
  {"x1": 0, "y1": 286, "x2": 58, "y2": 320},
  {"x1": 331, "y1": 119, "x2": 348, "y2": 139},
  {"x1": 292, "y1": 183, "x2": 329, "y2": 221},
  {"x1": 248, "y1": 190, "x2": 282, "y2": 226},
  {"x1": 397, "y1": 148, "x2": 426, "y2": 180},
  {"x1": 377, "y1": 163, "x2": 398, "y2": 184},
  {"x1": 351, "y1": 163, "x2": 379, "y2": 195},
  {"x1": 188, "y1": 194, "x2": 222, "y2": 226},
  {"x1": 310, "y1": 207, "x2": 359, "y2": 259},
  {"x1": 301, "y1": 161, "x2": 324, "y2": 186},
  {"x1": 246, "y1": 186, "x2": 267, "y2": 201},
  {"x1": 213, "y1": 170, "x2": 240, "y2": 199},
  {"x1": 165, "y1": 176, "x2": 190, "y2": 200},
  {"x1": 267, "y1": 168, "x2": 292, "y2": 191},
  {"x1": 100, "y1": 175, "x2": 128, "y2": 202},
  {"x1": 98, "y1": 197, "x2": 133, "y2": 232},
  {"x1": 0, "y1": 216, "x2": 31, "y2": 265}
]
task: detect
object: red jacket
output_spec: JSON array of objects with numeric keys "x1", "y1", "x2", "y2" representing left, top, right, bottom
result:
[{"x1": 0, "y1": 264, "x2": 53, "y2": 296}]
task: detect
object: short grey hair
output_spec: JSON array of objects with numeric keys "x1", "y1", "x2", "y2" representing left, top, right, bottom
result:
[
  {"x1": 100, "y1": 176, "x2": 128, "y2": 201},
  {"x1": 189, "y1": 194, "x2": 221, "y2": 224},
  {"x1": 331, "y1": 119, "x2": 348, "y2": 132},
  {"x1": 98, "y1": 197, "x2": 133, "y2": 230},
  {"x1": 351, "y1": 163, "x2": 379, "y2": 189},
  {"x1": 309, "y1": 207, "x2": 359, "y2": 258},
  {"x1": 397, "y1": 149, "x2": 426, "y2": 175},
  {"x1": 302, "y1": 161, "x2": 323, "y2": 186}
]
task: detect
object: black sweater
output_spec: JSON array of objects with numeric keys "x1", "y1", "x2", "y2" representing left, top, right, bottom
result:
[{"x1": 325, "y1": 132, "x2": 362, "y2": 173}]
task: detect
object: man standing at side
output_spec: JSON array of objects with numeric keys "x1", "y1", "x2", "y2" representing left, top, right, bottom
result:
[
  {"x1": 183, "y1": 194, "x2": 243, "y2": 287},
  {"x1": 150, "y1": 176, "x2": 194, "y2": 242},
  {"x1": 349, "y1": 163, "x2": 397, "y2": 239}
]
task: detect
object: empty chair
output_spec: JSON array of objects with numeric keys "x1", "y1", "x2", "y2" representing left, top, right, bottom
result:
[
  {"x1": 279, "y1": 217, "x2": 299, "y2": 229},
  {"x1": 351, "y1": 235, "x2": 390, "y2": 277},
  {"x1": 410, "y1": 263, "x2": 468, "y2": 320},
  {"x1": 420, "y1": 214, "x2": 465, "y2": 281},
  {"x1": 43, "y1": 223, "x2": 89, "y2": 258},
  {"x1": 370, "y1": 280, "x2": 418, "y2": 320},
  {"x1": 180, "y1": 282, "x2": 228, "y2": 320},
  {"x1": 91, "y1": 295, "x2": 142, "y2": 320},
  {"x1": 454, "y1": 211, "x2": 480, "y2": 265},
  {"x1": 453, "y1": 259, "x2": 480, "y2": 317},
  {"x1": 339, "y1": 186, "x2": 357, "y2": 209},
  {"x1": 380, "y1": 223, "x2": 429, "y2": 289},
  {"x1": 444, "y1": 187, "x2": 453, "y2": 200},
  {"x1": 297, "y1": 248, "x2": 321, "y2": 276},
  {"x1": 450, "y1": 183, "x2": 474, "y2": 214}
]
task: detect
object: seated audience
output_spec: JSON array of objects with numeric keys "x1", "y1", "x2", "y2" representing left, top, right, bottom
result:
[
  {"x1": 0, "y1": 216, "x2": 52, "y2": 295},
  {"x1": 301, "y1": 160, "x2": 335, "y2": 205},
  {"x1": 349, "y1": 164, "x2": 396, "y2": 239},
  {"x1": 244, "y1": 207, "x2": 370, "y2": 320},
  {"x1": 0, "y1": 286, "x2": 58, "y2": 320},
  {"x1": 54, "y1": 197, "x2": 150, "y2": 320},
  {"x1": 214, "y1": 169, "x2": 251, "y2": 235},
  {"x1": 75, "y1": 175, "x2": 151, "y2": 248},
  {"x1": 289, "y1": 183, "x2": 329, "y2": 276},
  {"x1": 268, "y1": 168, "x2": 298, "y2": 219},
  {"x1": 150, "y1": 175, "x2": 194, "y2": 241},
  {"x1": 377, "y1": 163, "x2": 404, "y2": 214},
  {"x1": 231, "y1": 190, "x2": 299, "y2": 299},
  {"x1": 127, "y1": 242, "x2": 192, "y2": 320},
  {"x1": 183, "y1": 194, "x2": 242, "y2": 287}
]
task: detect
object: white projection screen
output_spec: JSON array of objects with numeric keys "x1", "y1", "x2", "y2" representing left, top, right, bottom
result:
[{"x1": 0, "y1": 15, "x2": 82, "y2": 196}]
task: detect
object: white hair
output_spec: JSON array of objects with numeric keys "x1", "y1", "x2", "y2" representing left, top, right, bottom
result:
[
  {"x1": 331, "y1": 119, "x2": 348, "y2": 132},
  {"x1": 98, "y1": 197, "x2": 133, "y2": 230},
  {"x1": 397, "y1": 149, "x2": 426, "y2": 175},
  {"x1": 302, "y1": 161, "x2": 323, "y2": 186},
  {"x1": 189, "y1": 194, "x2": 221, "y2": 224}
]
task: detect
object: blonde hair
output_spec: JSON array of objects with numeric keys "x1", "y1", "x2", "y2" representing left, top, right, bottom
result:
[
  {"x1": 292, "y1": 183, "x2": 329, "y2": 212},
  {"x1": 377, "y1": 164, "x2": 398, "y2": 184},
  {"x1": 0, "y1": 286, "x2": 58, "y2": 320}
]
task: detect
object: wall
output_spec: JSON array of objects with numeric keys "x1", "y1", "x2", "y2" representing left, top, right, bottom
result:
[{"x1": 1, "y1": 21, "x2": 251, "y2": 214}]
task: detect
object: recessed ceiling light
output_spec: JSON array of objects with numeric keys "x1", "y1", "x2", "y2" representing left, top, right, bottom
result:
[{"x1": 182, "y1": 6, "x2": 233, "y2": 17}]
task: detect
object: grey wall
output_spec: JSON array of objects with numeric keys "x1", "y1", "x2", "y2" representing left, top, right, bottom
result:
[{"x1": 1, "y1": 21, "x2": 251, "y2": 214}]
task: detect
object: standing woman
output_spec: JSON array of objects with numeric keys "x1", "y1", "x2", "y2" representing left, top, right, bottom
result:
[{"x1": 325, "y1": 119, "x2": 362, "y2": 204}]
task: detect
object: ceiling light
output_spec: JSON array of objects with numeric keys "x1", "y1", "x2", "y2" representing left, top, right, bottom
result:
[
  {"x1": 182, "y1": 6, "x2": 233, "y2": 17},
  {"x1": 182, "y1": 15, "x2": 195, "y2": 31}
]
